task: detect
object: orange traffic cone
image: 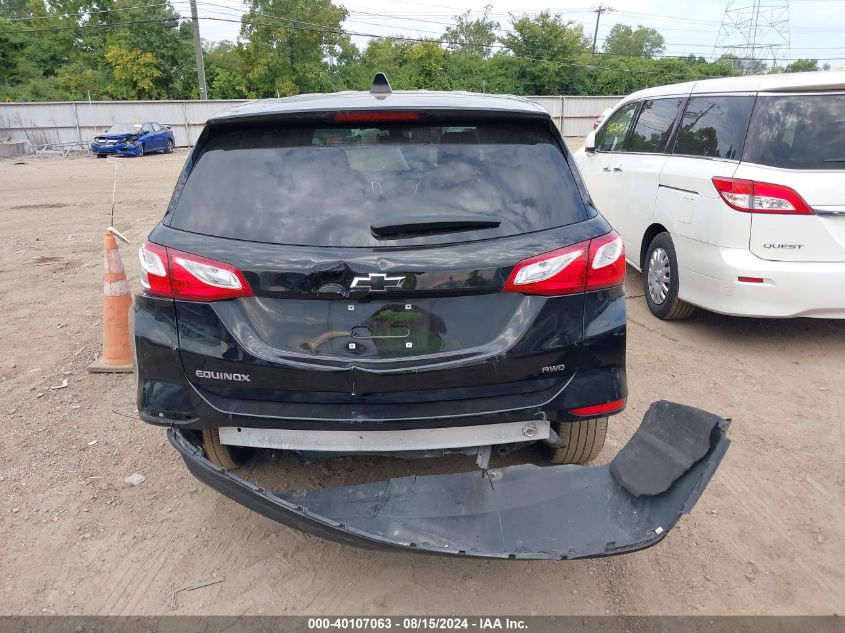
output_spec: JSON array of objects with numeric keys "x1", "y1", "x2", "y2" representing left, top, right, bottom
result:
[{"x1": 88, "y1": 229, "x2": 134, "y2": 373}]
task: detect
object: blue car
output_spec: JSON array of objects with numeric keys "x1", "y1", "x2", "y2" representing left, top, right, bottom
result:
[{"x1": 91, "y1": 122, "x2": 175, "y2": 157}]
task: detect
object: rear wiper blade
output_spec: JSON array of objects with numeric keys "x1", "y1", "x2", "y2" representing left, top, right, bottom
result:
[
  {"x1": 371, "y1": 214, "x2": 501, "y2": 238},
  {"x1": 822, "y1": 158, "x2": 845, "y2": 162}
]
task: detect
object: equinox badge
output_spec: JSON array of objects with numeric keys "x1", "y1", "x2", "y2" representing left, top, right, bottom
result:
[
  {"x1": 196, "y1": 370, "x2": 251, "y2": 382},
  {"x1": 350, "y1": 272, "x2": 405, "y2": 292}
]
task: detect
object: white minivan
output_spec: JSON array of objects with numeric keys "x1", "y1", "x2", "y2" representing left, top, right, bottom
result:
[{"x1": 574, "y1": 72, "x2": 845, "y2": 319}]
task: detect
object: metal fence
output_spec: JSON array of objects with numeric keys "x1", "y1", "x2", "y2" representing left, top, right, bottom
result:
[
  {"x1": 0, "y1": 96, "x2": 621, "y2": 152},
  {"x1": 527, "y1": 96, "x2": 621, "y2": 137}
]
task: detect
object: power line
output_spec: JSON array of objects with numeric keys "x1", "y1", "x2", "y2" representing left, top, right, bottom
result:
[
  {"x1": 197, "y1": 15, "x2": 738, "y2": 78},
  {"x1": 193, "y1": 3, "x2": 845, "y2": 60},
  {"x1": 0, "y1": 17, "x2": 186, "y2": 33},
  {"x1": 4, "y1": 1, "x2": 843, "y2": 66},
  {"x1": 4, "y1": 6, "x2": 844, "y2": 64},
  {"x1": 1, "y1": 0, "x2": 189, "y2": 22}
]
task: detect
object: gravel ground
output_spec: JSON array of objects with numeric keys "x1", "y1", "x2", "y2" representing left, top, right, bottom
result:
[{"x1": 0, "y1": 149, "x2": 843, "y2": 616}]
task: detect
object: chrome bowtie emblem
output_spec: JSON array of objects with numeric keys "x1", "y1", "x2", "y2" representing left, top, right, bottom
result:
[{"x1": 350, "y1": 272, "x2": 405, "y2": 292}]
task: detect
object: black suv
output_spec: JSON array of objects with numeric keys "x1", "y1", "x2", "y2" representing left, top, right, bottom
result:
[{"x1": 134, "y1": 76, "x2": 729, "y2": 559}]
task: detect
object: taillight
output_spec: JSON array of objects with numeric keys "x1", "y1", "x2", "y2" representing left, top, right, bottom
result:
[
  {"x1": 586, "y1": 231, "x2": 625, "y2": 291},
  {"x1": 138, "y1": 242, "x2": 171, "y2": 295},
  {"x1": 138, "y1": 241, "x2": 253, "y2": 301},
  {"x1": 503, "y1": 242, "x2": 588, "y2": 296},
  {"x1": 712, "y1": 177, "x2": 814, "y2": 215},
  {"x1": 503, "y1": 231, "x2": 625, "y2": 296}
]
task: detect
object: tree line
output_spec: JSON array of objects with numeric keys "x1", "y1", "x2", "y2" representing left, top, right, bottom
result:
[{"x1": 0, "y1": 0, "x2": 825, "y2": 101}]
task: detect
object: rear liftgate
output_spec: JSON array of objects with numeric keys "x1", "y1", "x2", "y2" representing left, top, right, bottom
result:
[{"x1": 170, "y1": 401, "x2": 730, "y2": 559}]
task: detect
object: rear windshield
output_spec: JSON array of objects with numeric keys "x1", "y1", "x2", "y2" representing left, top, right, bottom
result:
[
  {"x1": 743, "y1": 94, "x2": 845, "y2": 170},
  {"x1": 167, "y1": 120, "x2": 589, "y2": 247}
]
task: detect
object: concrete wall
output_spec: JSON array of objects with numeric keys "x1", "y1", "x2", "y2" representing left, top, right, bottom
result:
[{"x1": 0, "y1": 96, "x2": 621, "y2": 151}]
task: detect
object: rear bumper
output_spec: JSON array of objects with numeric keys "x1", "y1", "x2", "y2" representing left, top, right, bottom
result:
[
  {"x1": 681, "y1": 246, "x2": 845, "y2": 318},
  {"x1": 170, "y1": 400, "x2": 730, "y2": 559},
  {"x1": 139, "y1": 365, "x2": 626, "y2": 431},
  {"x1": 134, "y1": 290, "x2": 627, "y2": 431}
]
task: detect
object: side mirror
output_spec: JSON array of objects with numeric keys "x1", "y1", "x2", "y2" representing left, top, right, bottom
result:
[{"x1": 584, "y1": 131, "x2": 596, "y2": 153}]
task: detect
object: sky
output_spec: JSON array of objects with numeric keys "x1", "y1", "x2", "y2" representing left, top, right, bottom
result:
[{"x1": 189, "y1": 0, "x2": 845, "y2": 69}]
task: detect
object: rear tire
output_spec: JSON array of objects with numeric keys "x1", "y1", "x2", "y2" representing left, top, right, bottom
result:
[
  {"x1": 201, "y1": 428, "x2": 252, "y2": 469},
  {"x1": 643, "y1": 232, "x2": 695, "y2": 320},
  {"x1": 165, "y1": 139, "x2": 174, "y2": 154},
  {"x1": 543, "y1": 417, "x2": 607, "y2": 464}
]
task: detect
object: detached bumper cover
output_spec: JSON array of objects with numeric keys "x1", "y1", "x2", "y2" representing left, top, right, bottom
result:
[{"x1": 169, "y1": 400, "x2": 729, "y2": 559}]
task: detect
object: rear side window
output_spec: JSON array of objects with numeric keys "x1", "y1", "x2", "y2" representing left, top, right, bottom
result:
[
  {"x1": 743, "y1": 94, "x2": 845, "y2": 170},
  {"x1": 167, "y1": 120, "x2": 589, "y2": 247},
  {"x1": 674, "y1": 95, "x2": 755, "y2": 160},
  {"x1": 628, "y1": 98, "x2": 684, "y2": 153},
  {"x1": 596, "y1": 102, "x2": 638, "y2": 152}
]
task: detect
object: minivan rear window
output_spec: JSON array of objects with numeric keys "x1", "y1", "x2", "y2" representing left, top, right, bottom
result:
[
  {"x1": 167, "y1": 121, "x2": 589, "y2": 247},
  {"x1": 743, "y1": 94, "x2": 845, "y2": 170}
]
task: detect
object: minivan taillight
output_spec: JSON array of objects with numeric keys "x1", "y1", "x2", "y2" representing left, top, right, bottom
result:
[
  {"x1": 138, "y1": 241, "x2": 253, "y2": 301},
  {"x1": 711, "y1": 177, "x2": 814, "y2": 215},
  {"x1": 503, "y1": 231, "x2": 625, "y2": 296}
]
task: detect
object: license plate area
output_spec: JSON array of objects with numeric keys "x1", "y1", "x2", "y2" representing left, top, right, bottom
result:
[{"x1": 330, "y1": 300, "x2": 444, "y2": 357}]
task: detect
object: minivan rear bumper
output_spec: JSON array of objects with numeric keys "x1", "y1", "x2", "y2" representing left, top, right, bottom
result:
[
  {"x1": 681, "y1": 245, "x2": 845, "y2": 318},
  {"x1": 169, "y1": 400, "x2": 729, "y2": 559}
]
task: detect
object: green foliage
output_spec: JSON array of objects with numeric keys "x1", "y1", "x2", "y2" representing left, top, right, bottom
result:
[
  {"x1": 0, "y1": 0, "x2": 194, "y2": 100},
  {"x1": 500, "y1": 11, "x2": 590, "y2": 60},
  {"x1": 204, "y1": 41, "x2": 250, "y2": 99},
  {"x1": 105, "y1": 45, "x2": 162, "y2": 98},
  {"x1": 0, "y1": 1, "x2": 750, "y2": 102},
  {"x1": 497, "y1": 11, "x2": 592, "y2": 95},
  {"x1": 238, "y1": 0, "x2": 346, "y2": 96},
  {"x1": 602, "y1": 24, "x2": 665, "y2": 58},
  {"x1": 441, "y1": 5, "x2": 498, "y2": 56},
  {"x1": 785, "y1": 59, "x2": 819, "y2": 73}
]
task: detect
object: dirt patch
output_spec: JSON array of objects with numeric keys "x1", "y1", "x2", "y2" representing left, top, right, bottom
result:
[{"x1": 0, "y1": 151, "x2": 843, "y2": 616}]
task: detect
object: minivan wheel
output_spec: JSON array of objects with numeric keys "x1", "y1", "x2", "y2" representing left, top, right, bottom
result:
[
  {"x1": 543, "y1": 417, "x2": 607, "y2": 464},
  {"x1": 201, "y1": 428, "x2": 252, "y2": 469},
  {"x1": 643, "y1": 232, "x2": 695, "y2": 320}
]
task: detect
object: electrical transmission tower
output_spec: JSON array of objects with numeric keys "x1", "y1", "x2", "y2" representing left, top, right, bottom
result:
[{"x1": 712, "y1": 0, "x2": 791, "y2": 74}]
